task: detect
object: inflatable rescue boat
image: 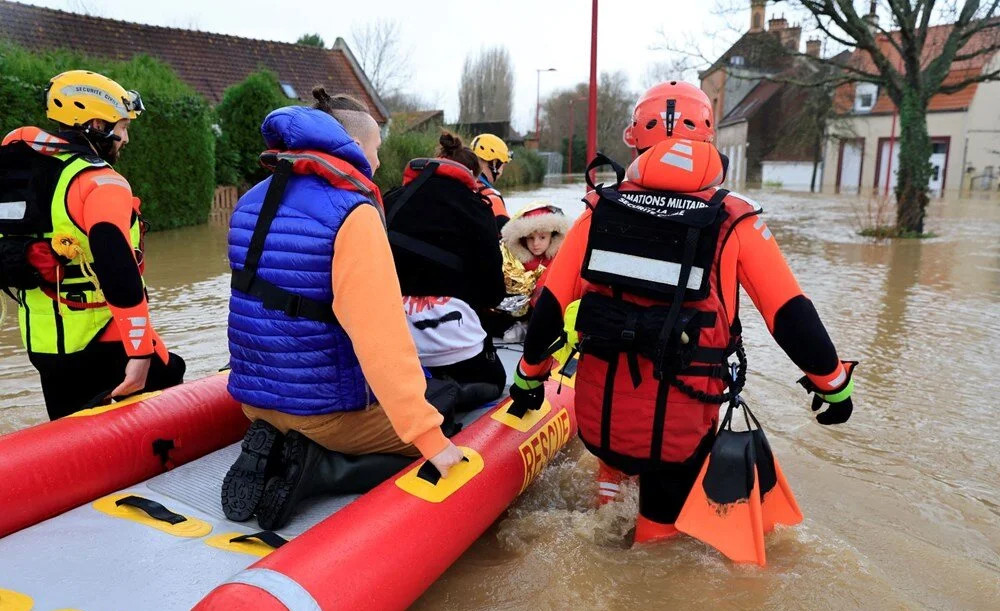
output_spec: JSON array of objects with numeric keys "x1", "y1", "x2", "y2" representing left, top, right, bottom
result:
[{"x1": 0, "y1": 350, "x2": 577, "y2": 610}]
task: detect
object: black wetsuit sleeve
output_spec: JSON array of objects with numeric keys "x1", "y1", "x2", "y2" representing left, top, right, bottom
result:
[
  {"x1": 523, "y1": 288, "x2": 566, "y2": 365},
  {"x1": 88, "y1": 221, "x2": 145, "y2": 308},
  {"x1": 771, "y1": 296, "x2": 839, "y2": 376}
]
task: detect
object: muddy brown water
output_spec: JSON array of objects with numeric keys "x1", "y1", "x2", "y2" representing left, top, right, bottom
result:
[{"x1": 1, "y1": 181, "x2": 998, "y2": 610}]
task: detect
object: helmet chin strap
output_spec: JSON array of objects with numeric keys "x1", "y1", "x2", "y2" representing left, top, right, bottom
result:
[
  {"x1": 488, "y1": 160, "x2": 502, "y2": 182},
  {"x1": 80, "y1": 123, "x2": 120, "y2": 162}
]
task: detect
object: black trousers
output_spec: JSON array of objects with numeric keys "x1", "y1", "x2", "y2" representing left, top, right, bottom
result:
[
  {"x1": 426, "y1": 339, "x2": 506, "y2": 410},
  {"x1": 28, "y1": 338, "x2": 186, "y2": 420},
  {"x1": 638, "y1": 459, "x2": 706, "y2": 524}
]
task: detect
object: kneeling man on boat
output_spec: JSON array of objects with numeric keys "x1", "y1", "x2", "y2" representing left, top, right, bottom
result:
[{"x1": 222, "y1": 89, "x2": 464, "y2": 530}]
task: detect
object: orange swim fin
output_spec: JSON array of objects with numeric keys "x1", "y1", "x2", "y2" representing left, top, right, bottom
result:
[
  {"x1": 675, "y1": 426, "x2": 766, "y2": 565},
  {"x1": 752, "y1": 428, "x2": 803, "y2": 532}
]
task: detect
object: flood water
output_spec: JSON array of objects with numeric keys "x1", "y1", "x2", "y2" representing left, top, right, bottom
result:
[{"x1": 1, "y1": 180, "x2": 998, "y2": 609}]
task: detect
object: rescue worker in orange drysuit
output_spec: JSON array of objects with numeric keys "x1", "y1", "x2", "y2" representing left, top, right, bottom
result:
[{"x1": 507, "y1": 81, "x2": 858, "y2": 543}]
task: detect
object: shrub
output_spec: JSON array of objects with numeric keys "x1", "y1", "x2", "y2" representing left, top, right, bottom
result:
[
  {"x1": 372, "y1": 129, "x2": 440, "y2": 192},
  {"x1": 0, "y1": 42, "x2": 215, "y2": 229},
  {"x1": 504, "y1": 147, "x2": 546, "y2": 186},
  {"x1": 215, "y1": 70, "x2": 291, "y2": 188},
  {"x1": 372, "y1": 127, "x2": 548, "y2": 193}
]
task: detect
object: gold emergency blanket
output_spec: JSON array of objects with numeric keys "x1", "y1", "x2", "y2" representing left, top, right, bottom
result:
[{"x1": 499, "y1": 244, "x2": 544, "y2": 317}]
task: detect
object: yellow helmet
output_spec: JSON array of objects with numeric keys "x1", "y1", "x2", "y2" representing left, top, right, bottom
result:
[
  {"x1": 471, "y1": 133, "x2": 512, "y2": 164},
  {"x1": 45, "y1": 70, "x2": 144, "y2": 127}
]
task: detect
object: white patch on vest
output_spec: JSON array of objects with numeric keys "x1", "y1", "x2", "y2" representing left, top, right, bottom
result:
[
  {"x1": 660, "y1": 152, "x2": 694, "y2": 172},
  {"x1": 131, "y1": 340, "x2": 142, "y2": 350},
  {"x1": 129, "y1": 329, "x2": 145, "y2": 338},
  {"x1": 588, "y1": 249, "x2": 704, "y2": 290},
  {"x1": 91, "y1": 175, "x2": 130, "y2": 188},
  {"x1": 128, "y1": 317, "x2": 147, "y2": 327},
  {"x1": 0, "y1": 201, "x2": 27, "y2": 220},
  {"x1": 671, "y1": 142, "x2": 694, "y2": 155},
  {"x1": 753, "y1": 217, "x2": 765, "y2": 230}
]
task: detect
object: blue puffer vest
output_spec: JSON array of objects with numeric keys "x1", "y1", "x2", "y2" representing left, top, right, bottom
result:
[{"x1": 227, "y1": 106, "x2": 375, "y2": 415}]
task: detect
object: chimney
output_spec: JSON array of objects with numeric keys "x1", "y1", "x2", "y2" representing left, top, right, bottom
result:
[
  {"x1": 750, "y1": 0, "x2": 766, "y2": 33},
  {"x1": 863, "y1": 0, "x2": 879, "y2": 33},
  {"x1": 806, "y1": 38, "x2": 821, "y2": 57},
  {"x1": 768, "y1": 14, "x2": 788, "y2": 31}
]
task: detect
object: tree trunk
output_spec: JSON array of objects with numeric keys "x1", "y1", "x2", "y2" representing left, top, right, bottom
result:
[{"x1": 894, "y1": 90, "x2": 932, "y2": 234}]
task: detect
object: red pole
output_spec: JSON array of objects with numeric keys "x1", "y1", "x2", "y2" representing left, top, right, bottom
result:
[{"x1": 586, "y1": 0, "x2": 598, "y2": 180}]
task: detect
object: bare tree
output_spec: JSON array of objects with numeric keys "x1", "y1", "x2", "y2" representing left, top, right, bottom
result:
[
  {"x1": 350, "y1": 19, "x2": 410, "y2": 97},
  {"x1": 458, "y1": 47, "x2": 515, "y2": 123},
  {"x1": 783, "y1": 1, "x2": 1000, "y2": 234},
  {"x1": 381, "y1": 91, "x2": 430, "y2": 113},
  {"x1": 540, "y1": 71, "x2": 636, "y2": 170},
  {"x1": 668, "y1": 1, "x2": 1000, "y2": 235}
]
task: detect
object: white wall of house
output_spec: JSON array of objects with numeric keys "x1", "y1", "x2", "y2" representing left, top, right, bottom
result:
[
  {"x1": 962, "y1": 54, "x2": 1000, "y2": 191},
  {"x1": 716, "y1": 121, "x2": 748, "y2": 189},
  {"x1": 822, "y1": 111, "x2": 966, "y2": 195},
  {"x1": 761, "y1": 161, "x2": 821, "y2": 190}
]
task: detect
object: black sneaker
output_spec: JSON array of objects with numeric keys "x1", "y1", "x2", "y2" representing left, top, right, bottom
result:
[
  {"x1": 255, "y1": 430, "x2": 321, "y2": 531},
  {"x1": 221, "y1": 420, "x2": 285, "y2": 521}
]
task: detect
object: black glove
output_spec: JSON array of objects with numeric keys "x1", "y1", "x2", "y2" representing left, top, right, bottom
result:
[
  {"x1": 507, "y1": 367, "x2": 547, "y2": 418},
  {"x1": 798, "y1": 361, "x2": 858, "y2": 425}
]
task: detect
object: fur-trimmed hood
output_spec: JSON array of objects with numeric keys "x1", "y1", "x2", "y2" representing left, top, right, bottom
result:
[{"x1": 501, "y1": 201, "x2": 570, "y2": 264}]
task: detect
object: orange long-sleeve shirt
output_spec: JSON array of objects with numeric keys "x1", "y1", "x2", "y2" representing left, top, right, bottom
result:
[{"x1": 332, "y1": 205, "x2": 449, "y2": 459}]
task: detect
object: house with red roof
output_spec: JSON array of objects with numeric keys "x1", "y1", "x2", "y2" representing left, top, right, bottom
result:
[
  {"x1": 0, "y1": 0, "x2": 388, "y2": 124},
  {"x1": 823, "y1": 21, "x2": 1000, "y2": 196}
]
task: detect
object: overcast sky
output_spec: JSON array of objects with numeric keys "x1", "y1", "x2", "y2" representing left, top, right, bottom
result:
[{"x1": 24, "y1": 0, "x2": 758, "y2": 131}]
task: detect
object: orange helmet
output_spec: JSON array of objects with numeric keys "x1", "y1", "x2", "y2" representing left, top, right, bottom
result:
[{"x1": 623, "y1": 81, "x2": 714, "y2": 150}]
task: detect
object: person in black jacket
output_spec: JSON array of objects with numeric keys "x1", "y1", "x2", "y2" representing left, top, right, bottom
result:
[{"x1": 385, "y1": 133, "x2": 507, "y2": 405}]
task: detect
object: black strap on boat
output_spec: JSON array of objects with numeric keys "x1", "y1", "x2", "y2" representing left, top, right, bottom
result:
[
  {"x1": 115, "y1": 495, "x2": 187, "y2": 525},
  {"x1": 416, "y1": 456, "x2": 469, "y2": 485},
  {"x1": 230, "y1": 159, "x2": 337, "y2": 324},
  {"x1": 230, "y1": 530, "x2": 289, "y2": 549},
  {"x1": 385, "y1": 161, "x2": 466, "y2": 273}
]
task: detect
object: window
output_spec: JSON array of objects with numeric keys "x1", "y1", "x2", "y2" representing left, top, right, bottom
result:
[
  {"x1": 280, "y1": 82, "x2": 298, "y2": 99},
  {"x1": 753, "y1": 14, "x2": 762, "y2": 29},
  {"x1": 730, "y1": 55, "x2": 745, "y2": 66},
  {"x1": 854, "y1": 83, "x2": 877, "y2": 112}
]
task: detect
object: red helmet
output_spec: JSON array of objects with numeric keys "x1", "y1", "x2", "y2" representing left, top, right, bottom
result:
[{"x1": 623, "y1": 81, "x2": 715, "y2": 149}]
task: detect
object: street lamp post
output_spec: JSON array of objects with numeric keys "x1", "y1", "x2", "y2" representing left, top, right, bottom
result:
[{"x1": 535, "y1": 67, "x2": 557, "y2": 147}]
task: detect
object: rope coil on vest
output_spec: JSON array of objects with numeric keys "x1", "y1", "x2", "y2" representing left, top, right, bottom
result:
[{"x1": 49, "y1": 233, "x2": 103, "y2": 316}]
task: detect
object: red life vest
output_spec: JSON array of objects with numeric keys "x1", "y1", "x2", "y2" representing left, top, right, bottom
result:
[{"x1": 572, "y1": 144, "x2": 760, "y2": 471}]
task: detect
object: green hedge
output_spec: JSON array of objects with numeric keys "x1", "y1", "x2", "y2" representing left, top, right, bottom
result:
[
  {"x1": 215, "y1": 70, "x2": 290, "y2": 187},
  {"x1": 0, "y1": 41, "x2": 215, "y2": 230},
  {"x1": 373, "y1": 128, "x2": 547, "y2": 193}
]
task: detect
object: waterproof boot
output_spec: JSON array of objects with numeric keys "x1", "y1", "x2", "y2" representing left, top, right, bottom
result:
[
  {"x1": 596, "y1": 460, "x2": 628, "y2": 507},
  {"x1": 256, "y1": 431, "x2": 414, "y2": 530},
  {"x1": 221, "y1": 420, "x2": 285, "y2": 522},
  {"x1": 634, "y1": 515, "x2": 680, "y2": 545}
]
